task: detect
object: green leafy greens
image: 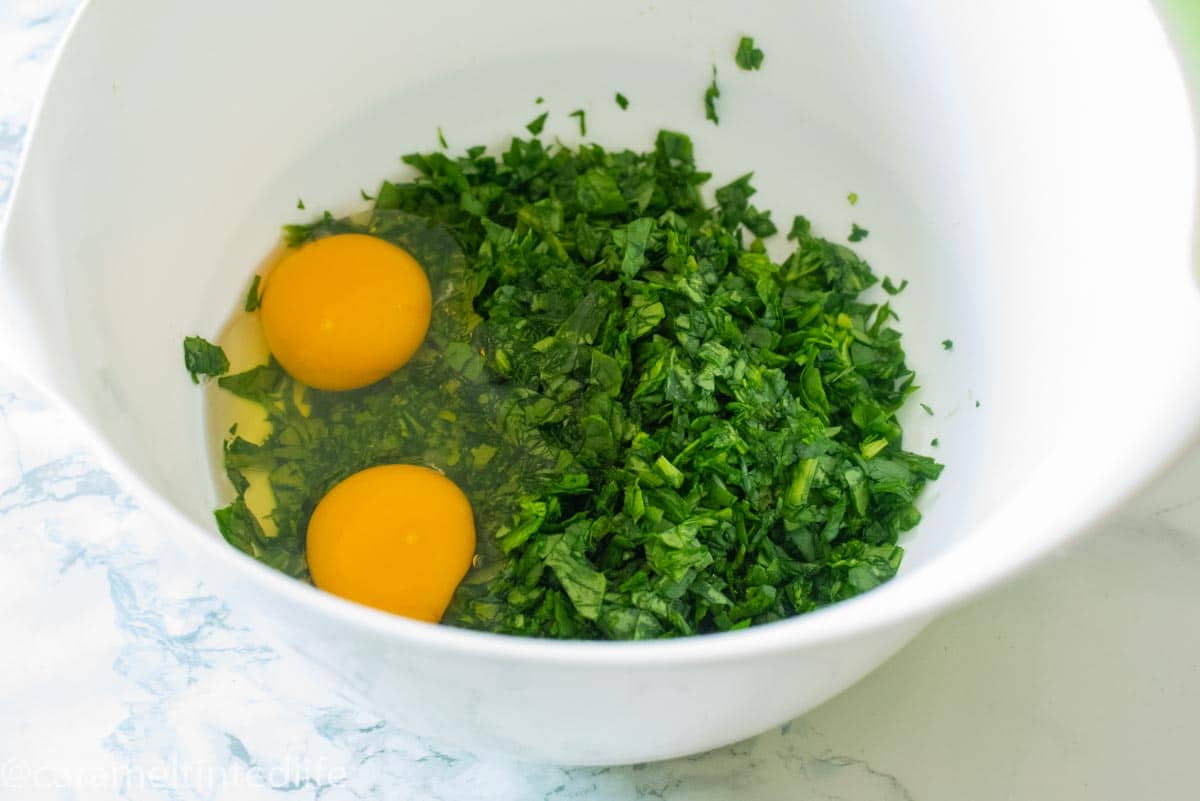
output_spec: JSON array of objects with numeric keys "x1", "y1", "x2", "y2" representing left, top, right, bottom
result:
[
  {"x1": 526, "y1": 112, "x2": 548, "y2": 135},
  {"x1": 184, "y1": 336, "x2": 229, "y2": 383},
  {"x1": 243, "y1": 275, "x2": 262, "y2": 312},
  {"x1": 569, "y1": 109, "x2": 587, "y2": 137},
  {"x1": 196, "y1": 127, "x2": 941, "y2": 640},
  {"x1": 704, "y1": 66, "x2": 720, "y2": 124},
  {"x1": 735, "y1": 36, "x2": 764, "y2": 71}
]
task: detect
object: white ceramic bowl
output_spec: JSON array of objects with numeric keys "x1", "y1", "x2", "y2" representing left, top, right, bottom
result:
[{"x1": 2, "y1": 0, "x2": 1197, "y2": 765}]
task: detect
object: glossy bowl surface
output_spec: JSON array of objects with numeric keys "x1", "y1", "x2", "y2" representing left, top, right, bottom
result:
[{"x1": 1, "y1": 0, "x2": 1196, "y2": 764}]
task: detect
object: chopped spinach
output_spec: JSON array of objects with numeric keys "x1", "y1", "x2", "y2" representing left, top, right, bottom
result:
[
  {"x1": 849, "y1": 223, "x2": 869, "y2": 242},
  {"x1": 735, "y1": 36, "x2": 764, "y2": 70},
  {"x1": 705, "y1": 66, "x2": 720, "y2": 124},
  {"x1": 243, "y1": 275, "x2": 262, "y2": 312},
  {"x1": 526, "y1": 112, "x2": 549, "y2": 135},
  {"x1": 196, "y1": 128, "x2": 941, "y2": 639},
  {"x1": 569, "y1": 109, "x2": 587, "y2": 137},
  {"x1": 183, "y1": 336, "x2": 229, "y2": 383},
  {"x1": 942, "y1": 339, "x2": 954, "y2": 351},
  {"x1": 615, "y1": 92, "x2": 629, "y2": 110}
]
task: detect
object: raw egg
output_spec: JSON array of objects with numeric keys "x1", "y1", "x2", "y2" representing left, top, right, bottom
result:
[
  {"x1": 305, "y1": 464, "x2": 476, "y2": 622},
  {"x1": 260, "y1": 233, "x2": 432, "y2": 391}
]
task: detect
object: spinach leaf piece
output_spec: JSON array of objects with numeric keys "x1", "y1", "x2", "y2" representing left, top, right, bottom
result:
[
  {"x1": 183, "y1": 336, "x2": 229, "y2": 383},
  {"x1": 735, "y1": 36, "x2": 764, "y2": 70},
  {"x1": 526, "y1": 112, "x2": 549, "y2": 135},
  {"x1": 705, "y1": 66, "x2": 720, "y2": 124},
  {"x1": 243, "y1": 275, "x2": 262, "y2": 311},
  {"x1": 569, "y1": 109, "x2": 587, "y2": 136}
]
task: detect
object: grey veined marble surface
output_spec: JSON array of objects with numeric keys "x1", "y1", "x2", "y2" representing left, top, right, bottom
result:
[{"x1": 3, "y1": 4, "x2": 1199, "y2": 799}]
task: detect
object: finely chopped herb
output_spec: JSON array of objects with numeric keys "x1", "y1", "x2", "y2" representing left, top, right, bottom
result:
[
  {"x1": 183, "y1": 336, "x2": 229, "y2": 383},
  {"x1": 569, "y1": 109, "x2": 587, "y2": 137},
  {"x1": 192, "y1": 127, "x2": 941, "y2": 639},
  {"x1": 735, "y1": 36, "x2": 764, "y2": 71},
  {"x1": 704, "y1": 67, "x2": 720, "y2": 124},
  {"x1": 526, "y1": 112, "x2": 548, "y2": 135},
  {"x1": 243, "y1": 275, "x2": 263, "y2": 312}
]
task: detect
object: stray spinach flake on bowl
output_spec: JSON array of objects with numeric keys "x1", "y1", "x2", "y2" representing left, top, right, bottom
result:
[{"x1": 201, "y1": 128, "x2": 942, "y2": 640}]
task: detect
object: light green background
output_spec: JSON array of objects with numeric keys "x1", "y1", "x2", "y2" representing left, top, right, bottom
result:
[
  {"x1": 1162, "y1": 0, "x2": 1200, "y2": 93},
  {"x1": 1160, "y1": 0, "x2": 1199, "y2": 274}
]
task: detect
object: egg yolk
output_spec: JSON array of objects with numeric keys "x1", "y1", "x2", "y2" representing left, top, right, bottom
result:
[
  {"x1": 259, "y1": 233, "x2": 432, "y2": 391},
  {"x1": 305, "y1": 464, "x2": 476, "y2": 622}
]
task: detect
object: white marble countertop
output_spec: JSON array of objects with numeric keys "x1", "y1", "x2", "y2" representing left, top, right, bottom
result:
[{"x1": 3, "y1": 5, "x2": 1199, "y2": 799}]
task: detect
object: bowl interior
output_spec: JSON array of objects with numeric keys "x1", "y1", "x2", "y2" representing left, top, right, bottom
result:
[{"x1": 3, "y1": 0, "x2": 1197, "y2": 620}]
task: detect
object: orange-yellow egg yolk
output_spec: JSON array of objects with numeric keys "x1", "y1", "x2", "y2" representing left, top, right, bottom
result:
[
  {"x1": 259, "y1": 233, "x2": 432, "y2": 391},
  {"x1": 305, "y1": 464, "x2": 476, "y2": 622}
]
